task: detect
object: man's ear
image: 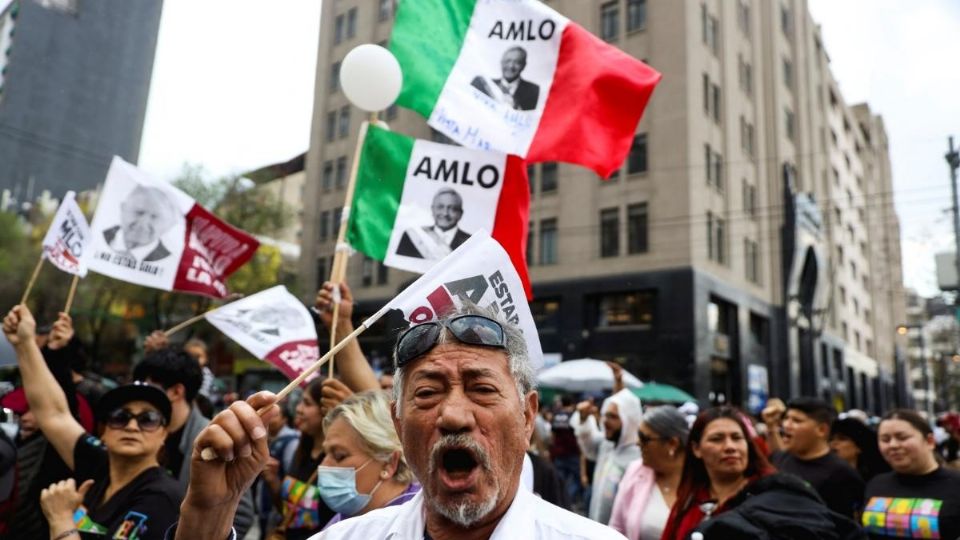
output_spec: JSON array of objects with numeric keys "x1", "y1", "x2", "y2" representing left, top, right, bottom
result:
[
  {"x1": 522, "y1": 391, "x2": 537, "y2": 439},
  {"x1": 816, "y1": 421, "x2": 831, "y2": 439},
  {"x1": 166, "y1": 383, "x2": 186, "y2": 403}
]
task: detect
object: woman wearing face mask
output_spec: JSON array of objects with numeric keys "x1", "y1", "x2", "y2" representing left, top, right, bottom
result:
[
  {"x1": 861, "y1": 409, "x2": 960, "y2": 540},
  {"x1": 319, "y1": 390, "x2": 418, "y2": 529},
  {"x1": 661, "y1": 407, "x2": 860, "y2": 540}
]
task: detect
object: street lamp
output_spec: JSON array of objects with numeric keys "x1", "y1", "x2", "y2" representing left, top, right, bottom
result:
[{"x1": 897, "y1": 324, "x2": 932, "y2": 416}]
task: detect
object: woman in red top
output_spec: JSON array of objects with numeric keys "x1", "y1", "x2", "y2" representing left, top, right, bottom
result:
[{"x1": 660, "y1": 407, "x2": 775, "y2": 540}]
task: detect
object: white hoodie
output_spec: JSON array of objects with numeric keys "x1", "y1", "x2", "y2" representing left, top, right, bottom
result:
[{"x1": 570, "y1": 389, "x2": 643, "y2": 524}]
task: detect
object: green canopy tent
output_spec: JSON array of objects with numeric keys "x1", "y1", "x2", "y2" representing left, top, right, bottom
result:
[{"x1": 630, "y1": 382, "x2": 695, "y2": 404}]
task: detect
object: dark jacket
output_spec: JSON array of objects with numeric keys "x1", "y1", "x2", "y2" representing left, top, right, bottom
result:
[{"x1": 696, "y1": 473, "x2": 865, "y2": 540}]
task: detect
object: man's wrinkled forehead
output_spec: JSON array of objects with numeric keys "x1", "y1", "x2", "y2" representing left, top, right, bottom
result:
[{"x1": 406, "y1": 344, "x2": 511, "y2": 382}]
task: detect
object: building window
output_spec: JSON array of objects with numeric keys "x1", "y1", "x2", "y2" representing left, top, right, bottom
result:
[
  {"x1": 334, "y1": 14, "x2": 345, "y2": 45},
  {"x1": 362, "y1": 256, "x2": 374, "y2": 287},
  {"x1": 708, "y1": 14, "x2": 719, "y2": 54},
  {"x1": 378, "y1": 0, "x2": 393, "y2": 22},
  {"x1": 338, "y1": 106, "x2": 351, "y2": 139},
  {"x1": 745, "y1": 237, "x2": 760, "y2": 284},
  {"x1": 839, "y1": 286, "x2": 847, "y2": 305},
  {"x1": 600, "y1": 1, "x2": 619, "y2": 41},
  {"x1": 319, "y1": 210, "x2": 329, "y2": 241},
  {"x1": 780, "y1": 4, "x2": 792, "y2": 36},
  {"x1": 600, "y1": 208, "x2": 620, "y2": 258},
  {"x1": 322, "y1": 161, "x2": 334, "y2": 191},
  {"x1": 739, "y1": 56, "x2": 753, "y2": 97},
  {"x1": 541, "y1": 162, "x2": 558, "y2": 193},
  {"x1": 740, "y1": 116, "x2": 754, "y2": 157},
  {"x1": 743, "y1": 182, "x2": 757, "y2": 219},
  {"x1": 627, "y1": 133, "x2": 648, "y2": 174},
  {"x1": 326, "y1": 111, "x2": 337, "y2": 142},
  {"x1": 531, "y1": 298, "x2": 562, "y2": 332},
  {"x1": 335, "y1": 156, "x2": 347, "y2": 189},
  {"x1": 737, "y1": 0, "x2": 751, "y2": 36},
  {"x1": 330, "y1": 61, "x2": 341, "y2": 92},
  {"x1": 332, "y1": 207, "x2": 343, "y2": 236},
  {"x1": 841, "y1": 322, "x2": 848, "y2": 340},
  {"x1": 702, "y1": 73, "x2": 710, "y2": 113},
  {"x1": 712, "y1": 84, "x2": 721, "y2": 124},
  {"x1": 526, "y1": 223, "x2": 535, "y2": 266},
  {"x1": 785, "y1": 108, "x2": 795, "y2": 141},
  {"x1": 705, "y1": 148, "x2": 724, "y2": 191},
  {"x1": 377, "y1": 261, "x2": 389, "y2": 284},
  {"x1": 627, "y1": 203, "x2": 649, "y2": 254},
  {"x1": 539, "y1": 218, "x2": 557, "y2": 265},
  {"x1": 853, "y1": 298, "x2": 860, "y2": 316},
  {"x1": 782, "y1": 57, "x2": 793, "y2": 89},
  {"x1": 627, "y1": 0, "x2": 646, "y2": 32},
  {"x1": 715, "y1": 216, "x2": 726, "y2": 264},
  {"x1": 527, "y1": 164, "x2": 536, "y2": 196},
  {"x1": 346, "y1": 7, "x2": 357, "y2": 39},
  {"x1": 594, "y1": 291, "x2": 655, "y2": 328}
]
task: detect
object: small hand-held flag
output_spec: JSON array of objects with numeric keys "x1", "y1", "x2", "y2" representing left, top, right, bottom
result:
[{"x1": 86, "y1": 157, "x2": 260, "y2": 298}]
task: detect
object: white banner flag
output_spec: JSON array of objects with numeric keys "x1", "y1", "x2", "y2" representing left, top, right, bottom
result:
[
  {"x1": 86, "y1": 157, "x2": 260, "y2": 298},
  {"x1": 41, "y1": 191, "x2": 91, "y2": 277},
  {"x1": 368, "y1": 229, "x2": 543, "y2": 369},
  {"x1": 205, "y1": 285, "x2": 320, "y2": 384}
]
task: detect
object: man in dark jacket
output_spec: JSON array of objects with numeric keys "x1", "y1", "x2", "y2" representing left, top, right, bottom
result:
[{"x1": 696, "y1": 473, "x2": 864, "y2": 540}]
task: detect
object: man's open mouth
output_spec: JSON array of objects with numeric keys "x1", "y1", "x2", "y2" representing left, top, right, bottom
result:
[{"x1": 441, "y1": 447, "x2": 480, "y2": 478}]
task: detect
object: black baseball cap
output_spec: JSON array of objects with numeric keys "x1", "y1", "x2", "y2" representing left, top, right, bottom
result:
[{"x1": 95, "y1": 381, "x2": 172, "y2": 423}]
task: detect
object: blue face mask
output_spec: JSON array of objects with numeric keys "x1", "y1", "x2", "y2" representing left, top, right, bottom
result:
[{"x1": 317, "y1": 459, "x2": 383, "y2": 516}]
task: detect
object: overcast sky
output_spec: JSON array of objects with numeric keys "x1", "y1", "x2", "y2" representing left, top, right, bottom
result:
[
  {"x1": 138, "y1": 1, "x2": 960, "y2": 297},
  {"x1": 807, "y1": 0, "x2": 960, "y2": 297},
  {"x1": 139, "y1": 1, "x2": 322, "y2": 182}
]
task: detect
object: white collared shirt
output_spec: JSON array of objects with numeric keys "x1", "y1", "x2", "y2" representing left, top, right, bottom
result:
[
  {"x1": 106, "y1": 227, "x2": 163, "y2": 262},
  {"x1": 499, "y1": 78, "x2": 520, "y2": 96},
  {"x1": 314, "y1": 486, "x2": 626, "y2": 540},
  {"x1": 430, "y1": 225, "x2": 458, "y2": 247}
]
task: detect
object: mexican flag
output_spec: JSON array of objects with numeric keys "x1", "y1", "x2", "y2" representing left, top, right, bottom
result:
[
  {"x1": 345, "y1": 125, "x2": 531, "y2": 297},
  {"x1": 390, "y1": 0, "x2": 661, "y2": 178}
]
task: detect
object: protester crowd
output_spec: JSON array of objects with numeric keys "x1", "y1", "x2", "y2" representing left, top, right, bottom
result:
[{"x1": 0, "y1": 281, "x2": 959, "y2": 540}]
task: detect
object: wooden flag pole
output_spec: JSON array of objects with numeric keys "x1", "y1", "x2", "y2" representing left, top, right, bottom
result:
[
  {"x1": 20, "y1": 257, "x2": 45, "y2": 305},
  {"x1": 163, "y1": 312, "x2": 210, "y2": 338},
  {"x1": 326, "y1": 113, "x2": 376, "y2": 378},
  {"x1": 63, "y1": 275, "x2": 80, "y2": 314}
]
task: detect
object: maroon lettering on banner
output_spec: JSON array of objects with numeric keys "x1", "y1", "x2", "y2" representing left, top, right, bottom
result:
[
  {"x1": 264, "y1": 339, "x2": 320, "y2": 386},
  {"x1": 173, "y1": 204, "x2": 260, "y2": 298}
]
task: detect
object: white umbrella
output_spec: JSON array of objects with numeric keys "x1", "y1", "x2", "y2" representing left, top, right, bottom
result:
[{"x1": 537, "y1": 359, "x2": 644, "y2": 393}]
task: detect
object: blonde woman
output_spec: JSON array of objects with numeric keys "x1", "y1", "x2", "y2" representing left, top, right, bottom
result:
[{"x1": 319, "y1": 390, "x2": 419, "y2": 529}]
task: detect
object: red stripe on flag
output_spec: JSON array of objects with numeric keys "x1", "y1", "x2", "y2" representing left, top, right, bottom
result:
[
  {"x1": 427, "y1": 285, "x2": 456, "y2": 318},
  {"x1": 491, "y1": 155, "x2": 532, "y2": 300},
  {"x1": 528, "y1": 24, "x2": 662, "y2": 179}
]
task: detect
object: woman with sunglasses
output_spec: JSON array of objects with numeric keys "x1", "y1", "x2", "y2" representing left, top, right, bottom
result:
[
  {"x1": 861, "y1": 409, "x2": 960, "y2": 539},
  {"x1": 3, "y1": 304, "x2": 180, "y2": 540},
  {"x1": 319, "y1": 390, "x2": 419, "y2": 529},
  {"x1": 609, "y1": 405, "x2": 688, "y2": 540}
]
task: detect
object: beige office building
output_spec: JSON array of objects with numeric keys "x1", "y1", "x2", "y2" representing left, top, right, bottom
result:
[{"x1": 299, "y1": 0, "x2": 907, "y2": 410}]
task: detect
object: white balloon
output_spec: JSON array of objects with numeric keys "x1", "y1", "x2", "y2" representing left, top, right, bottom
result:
[{"x1": 340, "y1": 44, "x2": 403, "y2": 112}]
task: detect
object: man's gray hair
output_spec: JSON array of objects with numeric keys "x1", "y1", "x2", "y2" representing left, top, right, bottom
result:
[
  {"x1": 642, "y1": 405, "x2": 690, "y2": 446},
  {"x1": 393, "y1": 303, "x2": 535, "y2": 417},
  {"x1": 125, "y1": 185, "x2": 179, "y2": 226},
  {"x1": 431, "y1": 187, "x2": 463, "y2": 208},
  {"x1": 504, "y1": 46, "x2": 528, "y2": 63}
]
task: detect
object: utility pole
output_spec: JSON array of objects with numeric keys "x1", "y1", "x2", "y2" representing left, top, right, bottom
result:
[{"x1": 948, "y1": 136, "x2": 960, "y2": 412}]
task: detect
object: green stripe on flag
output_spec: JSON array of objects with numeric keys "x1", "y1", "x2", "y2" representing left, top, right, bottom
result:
[
  {"x1": 390, "y1": 0, "x2": 477, "y2": 117},
  {"x1": 346, "y1": 126, "x2": 414, "y2": 260}
]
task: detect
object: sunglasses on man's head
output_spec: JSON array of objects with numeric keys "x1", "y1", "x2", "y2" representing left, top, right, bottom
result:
[
  {"x1": 106, "y1": 408, "x2": 166, "y2": 432},
  {"x1": 394, "y1": 314, "x2": 507, "y2": 369}
]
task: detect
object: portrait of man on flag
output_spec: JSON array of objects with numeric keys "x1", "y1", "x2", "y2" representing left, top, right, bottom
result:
[
  {"x1": 102, "y1": 184, "x2": 180, "y2": 265},
  {"x1": 469, "y1": 45, "x2": 541, "y2": 111},
  {"x1": 395, "y1": 187, "x2": 472, "y2": 260}
]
